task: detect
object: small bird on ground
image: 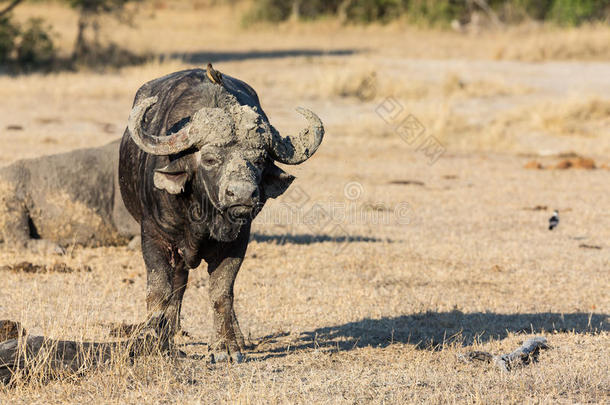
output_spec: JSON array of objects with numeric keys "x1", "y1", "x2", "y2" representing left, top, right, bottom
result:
[{"x1": 548, "y1": 210, "x2": 559, "y2": 230}]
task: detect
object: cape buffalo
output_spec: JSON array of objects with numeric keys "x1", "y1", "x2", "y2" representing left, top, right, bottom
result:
[
  {"x1": 119, "y1": 66, "x2": 324, "y2": 362},
  {"x1": 0, "y1": 140, "x2": 139, "y2": 254}
]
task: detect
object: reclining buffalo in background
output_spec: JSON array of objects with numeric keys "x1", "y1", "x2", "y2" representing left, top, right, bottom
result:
[
  {"x1": 0, "y1": 141, "x2": 139, "y2": 254},
  {"x1": 119, "y1": 66, "x2": 324, "y2": 362}
]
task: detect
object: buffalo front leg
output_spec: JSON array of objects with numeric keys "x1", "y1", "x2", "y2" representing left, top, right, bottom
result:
[
  {"x1": 208, "y1": 258, "x2": 244, "y2": 363},
  {"x1": 205, "y1": 225, "x2": 250, "y2": 363},
  {"x1": 167, "y1": 264, "x2": 189, "y2": 335},
  {"x1": 232, "y1": 307, "x2": 247, "y2": 350},
  {"x1": 141, "y1": 226, "x2": 187, "y2": 352},
  {"x1": 109, "y1": 265, "x2": 188, "y2": 343}
]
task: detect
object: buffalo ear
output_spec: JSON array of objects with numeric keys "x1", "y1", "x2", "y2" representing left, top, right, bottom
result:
[
  {"x1": 154, "y1": 160, "x2": 192, "y2": 194},
  {"x1": 262, "y1": 163, "x2": 295, "y2": 199}
]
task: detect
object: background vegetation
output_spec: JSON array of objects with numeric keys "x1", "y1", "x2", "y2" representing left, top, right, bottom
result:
[
  {"x1": 0, "y1": 0, "x2": 609, "y2": 72},
  {"x1": 0, "y1": 0, "x2": 142, "y2": 71},
  {"x1": 245, "y1": 0, "x2": 610, "y2": 25}
]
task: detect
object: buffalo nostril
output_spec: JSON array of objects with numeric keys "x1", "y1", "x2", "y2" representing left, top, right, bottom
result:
[{"x1": 225, "y1": 183, "x2": 257, "y2": 201}]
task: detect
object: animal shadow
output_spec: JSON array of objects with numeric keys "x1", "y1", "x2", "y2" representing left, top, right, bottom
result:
[
  {"x1": 250, "y1": 233, "x2": 390, "y2": 245},
  {"x1": 256, "y1": 310, "x2": 608, "y2": 359},
  {"x1": 164, "y1": 49, "x2": 357, "y2": 64}
]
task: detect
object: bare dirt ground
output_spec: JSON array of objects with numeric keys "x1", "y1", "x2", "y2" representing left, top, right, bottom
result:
[{"x1": 0, "y1": 2, "x2": 608, "y2": 403}]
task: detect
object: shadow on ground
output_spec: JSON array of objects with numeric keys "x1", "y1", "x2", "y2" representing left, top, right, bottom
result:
[
  {"x1": 255, "y1": 310, "x2": 608, "y2": 359},
  {"x1": 1, "y1": 48, "x2": 358, "y2": 76},
  {"x1": 163, "y1": 48, "x2": 357, "y2": 64},
  {"x1": 0, "y1": 45, "x2": 150, "y2": 75},
  {"x1": 251, "y1": 233, "x2": 390, "y2": 245}
]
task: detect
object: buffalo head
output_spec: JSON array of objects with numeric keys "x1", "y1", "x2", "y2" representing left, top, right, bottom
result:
[{"x1": 126, "y1": 81, "x2": 324, "y2": 241}]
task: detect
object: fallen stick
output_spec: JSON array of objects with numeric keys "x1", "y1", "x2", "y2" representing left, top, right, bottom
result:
[
  {"x1": 0, "y1": 320, "x2": 158, "y2": 384},
  {"x1": 460, "y1": 337, "x2": 549, "y2": 371}
]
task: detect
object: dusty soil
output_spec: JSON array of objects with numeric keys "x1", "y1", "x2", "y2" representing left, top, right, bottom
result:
[{"x1": 0, "y1": 2, "x2": 608, "y2": 403}]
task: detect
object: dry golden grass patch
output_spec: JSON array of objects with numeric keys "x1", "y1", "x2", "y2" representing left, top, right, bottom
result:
[
  {"x1": 400, "y1": 95, "x2": 610, "y2": 155},
  {"x1": 441, "y1": 72, "x2": 531, "y2": 99},
  {"x1": 295, "y1": 62, "x2": 429, "y2": 101},
  {"x1": 1, "y1": 332, "x2": 607, "y2": 403},
  {"x1": 493, "y1": 23, "x2": 610, "y2": 62},
  {"x1": 293, "y1": 62, "x2": 531, "y2": 103},
  {"x1": 532, "y1": 97, "x2": 610, "y2": 137},
  {"x1": 1, "y1": 140, "x2": 608, "y2": 402},
  {"x1": 474, "y1": 96, "x2": 610, "y2": 154}
]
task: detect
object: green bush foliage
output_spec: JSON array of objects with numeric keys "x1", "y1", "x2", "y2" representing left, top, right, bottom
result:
[
  {"x1": 0, "y1": 13, "x2": 56, "y2": 70},
  {"x1": 245, "y1": 0, "x2": 610, "y2": 26},
  {"x1": 16, "y1": 18, "x2": 55, "y2": 69},
  {"x1": 245, "y1": 0, "x2": 291, "y2": 22},
  {"x1": 549, "y1": 0, "x2": 607, "y2": 25},
  {"x1": 0, "y1": 15, "x2": 19, "y2": 64},
  {"x1": 66, "y1": 0, "x2": 136, "y2": 14}
]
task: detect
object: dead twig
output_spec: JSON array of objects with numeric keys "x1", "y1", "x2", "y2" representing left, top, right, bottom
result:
[{"x1": 459, "y1": 337, "x2": 549, "y2": 371}]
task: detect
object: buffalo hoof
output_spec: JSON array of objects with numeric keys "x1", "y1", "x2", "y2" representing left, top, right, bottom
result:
[{"x1": 210, "y1": 351, "x2": 245, "y2": 364}]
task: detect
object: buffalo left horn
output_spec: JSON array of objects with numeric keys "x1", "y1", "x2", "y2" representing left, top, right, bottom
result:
[
  {"x1": 268, "y1": 107, "x2": 324, "y2": 165},
  {"x1": 128, "y1": 96, "x2": 203, "y2": 156}
]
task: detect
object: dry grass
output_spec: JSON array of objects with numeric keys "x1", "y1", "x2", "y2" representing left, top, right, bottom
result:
[
  {"x1": 533, "y1": 97, "x2": 610, "y2": 137},
  {"x1": 0, "y1": 1, "x2": 609, "y2": 403},
  {"x1": 295, "y1": 63, "x2": 429, "y2": 101},
  {"x1": 492, "y1": 23, "x2": 610, "y2": 62},
  {"x1": 441, "y1": 72, "x2": 531, "y2": 99},
  {"x1": 450, "y1": 96, "x2": 610, "y2": 154},
  {"x1": 295, "y1": 65, "x2": 529, "y2": 102}
]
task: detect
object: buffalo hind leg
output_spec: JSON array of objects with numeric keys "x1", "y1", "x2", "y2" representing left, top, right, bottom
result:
[
  {"x1": 205, "y1": 225, "x2": 250, "y2": 363},
  {"x1": 0, "y1": 196, "x2": 64, "y2": 255}
]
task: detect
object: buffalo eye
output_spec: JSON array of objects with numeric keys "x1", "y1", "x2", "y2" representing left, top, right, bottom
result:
[
  {"x1": 254, "y1": 156, "x2": 266, "y2": 166},
  {"x1": 200, "y1": 155, "x2": 220, "y2": 167}
]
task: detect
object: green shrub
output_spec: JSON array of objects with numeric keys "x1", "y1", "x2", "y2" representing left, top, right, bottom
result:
[
  {"x1": 403, "y1": 0, "x2": 462, "y2": 26},
  {"x1": 549, "y1": 0, "x2": 609, "y2": 25},
  {"x1": 16, "y1": 18, "x2": 56, "y2": 69},
  {"x1": 512, "y1": 0, "x2": 555, "y2": 19},
  {"x1": 243, "y1": 0, "x2": 292, "y2": 23},
  {"x1": 0, "y1": 15, "x2": 19, "y2": 64},
  {"x1": 299, "y1": 0, "x2": 343, "y2": 19},
  {"x1": 244, "y1": 0, "x2": 610, "y2": 25},
  {"x1": 343, "y1": 0, "x2": 405, "y2": 23},
  {"x1": 0, "y1": 14, "x2": 56, "y2": 71}
]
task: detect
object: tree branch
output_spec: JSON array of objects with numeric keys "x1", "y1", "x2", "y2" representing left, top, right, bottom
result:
[{"x1": 0, "y1": 0, "x2": 23, "y2": 18}]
